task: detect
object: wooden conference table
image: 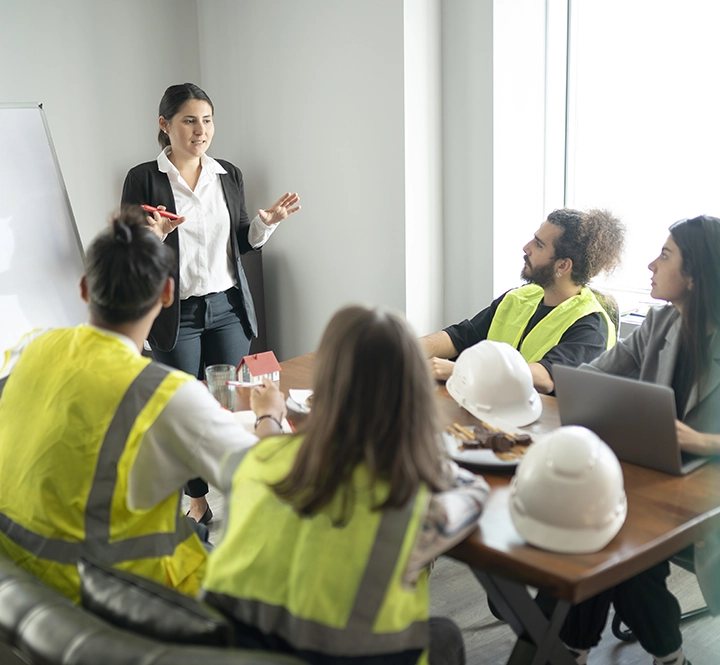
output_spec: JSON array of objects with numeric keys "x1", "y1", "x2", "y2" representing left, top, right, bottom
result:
[{"x1": 274, "y1": 354, "x2": 720, "y2": 665}]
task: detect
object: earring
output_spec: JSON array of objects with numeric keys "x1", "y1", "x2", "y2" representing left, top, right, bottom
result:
[{"x1": 556, "y1": 272, "x2": 562, "y2": 278}]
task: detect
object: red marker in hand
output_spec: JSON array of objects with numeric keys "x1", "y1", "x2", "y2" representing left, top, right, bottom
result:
[{"x1": 141, "y1": 204, "x2": 181, "y2": 221}]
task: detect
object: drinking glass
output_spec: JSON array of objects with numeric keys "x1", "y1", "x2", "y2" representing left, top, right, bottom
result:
[{"x1": 205, "y1": 364, "x2": 237, "y2": 411}]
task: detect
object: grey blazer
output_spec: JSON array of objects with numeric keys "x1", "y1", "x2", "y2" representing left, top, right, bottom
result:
[{"x1": 585, "y1": 304, "x2": 720, "y2": 613}]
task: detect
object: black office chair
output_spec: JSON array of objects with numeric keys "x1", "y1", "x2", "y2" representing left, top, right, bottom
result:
[
  {"x1": 612, "y1": 548, "x2": 710, "y2": 642},
  {"x1": 240, "y1": 249, "x2": 268, "y2": 354},
  {"x1": 589, "y1": 288, "x2": 620, "y2": 338}
]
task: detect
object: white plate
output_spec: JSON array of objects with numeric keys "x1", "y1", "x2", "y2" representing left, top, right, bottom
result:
[
  {"x1": 233, "y1": 410, "x2": 293, "y2": 434},
  {"x1": 287, "y1": 389, "x2": 313, "y2": 414},
  {"x1": 286, "y1": 397, "x2": 308, "y2": 414},
  {"x1": 442, "y1": 419, "x2": 535, "y2": 468}
]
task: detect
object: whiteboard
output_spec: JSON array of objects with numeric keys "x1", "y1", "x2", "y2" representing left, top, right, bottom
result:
[{"x1": 0, "y1": 104, "x2": 86, "y2": 352}]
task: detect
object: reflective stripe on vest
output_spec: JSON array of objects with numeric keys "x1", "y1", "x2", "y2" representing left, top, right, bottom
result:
[
  {"x1": 487, "y1": 284, "x2": 615, "y2": 363},
  {"x1": 204, "y1": 493, "x2": 427, "y2": 655},
  {"x1": 0, "y1": 376, "x2": 6, "y2": 399},
  {"x1": 0, "y1": 362, "x2": 193, "y2": 564},
  {"x1": 203, "y1": 437, "x2": 430, "y2": 658},
  {"x1": 218, "y1": 448, "x2": 252, "y2": 494},
  {"x1": 0, "y1": 328, "x2": 205, "y2": 602}
]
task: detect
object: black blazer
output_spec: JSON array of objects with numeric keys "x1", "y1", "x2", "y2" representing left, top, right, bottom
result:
[{"x1": 121, "y1": 160, "x2": 258, "y2": 351}]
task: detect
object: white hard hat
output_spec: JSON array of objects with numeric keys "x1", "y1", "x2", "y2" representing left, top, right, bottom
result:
[
  {"x1": 509, "y1": 426, "x2": 627, "y2": 554},
  {"x1": 446, "y1": 340, "x2": 542, "y2": 427}
]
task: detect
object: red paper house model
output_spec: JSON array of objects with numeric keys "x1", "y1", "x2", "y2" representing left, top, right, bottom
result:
[{"x1": 238, "y1": 351, "x2": 281, "y2": 384}]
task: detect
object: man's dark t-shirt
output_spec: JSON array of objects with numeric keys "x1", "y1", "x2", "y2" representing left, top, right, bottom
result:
[{"x1": 443, "y1": 290, "x2": 608, "y2": 378}]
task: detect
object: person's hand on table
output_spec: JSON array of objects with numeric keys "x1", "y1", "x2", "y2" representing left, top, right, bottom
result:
[
  {"x1": 145, "y1": 205, "x2": 185, "y2": 239},
  {"x1": 258, "y1": 192, "x2": 301, "y2": 226},
  {"x1": 251, "y1": 381, "x2": 287, "y2": 438},
  {"x1": 428, "y1": 357, "x2": 454, "y2": 382},
  {"x1": 676, "y1": 420, "x2": 720, "y2": 456}
]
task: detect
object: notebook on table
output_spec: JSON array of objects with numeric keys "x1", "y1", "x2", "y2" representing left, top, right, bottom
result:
[{"x1": 553, "y1": 364, "x2": 708, "y2": 476}]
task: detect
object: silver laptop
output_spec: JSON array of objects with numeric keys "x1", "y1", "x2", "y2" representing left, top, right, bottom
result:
[{"x1": 553, "y1": 364, "x2": 708, "y2": 476}]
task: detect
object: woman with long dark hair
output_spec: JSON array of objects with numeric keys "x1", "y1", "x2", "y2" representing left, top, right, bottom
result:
[
  {"x1": 201, "y1": 305, "x2": 491, "y2": 665},
  {"x1": 122, "y1": 83, "x2": 299, "y2": 522},
  {"x1": 560, "y1": 215, "x2": 720, "y2": 665}
]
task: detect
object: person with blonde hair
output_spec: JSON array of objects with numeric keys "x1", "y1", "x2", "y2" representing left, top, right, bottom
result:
[{"x1": 202, "y1": 305, "x2": 490, "y2": 665}]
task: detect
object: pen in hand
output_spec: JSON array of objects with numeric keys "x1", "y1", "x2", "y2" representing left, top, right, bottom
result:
[{"x1": 141, "y1": 204, "x2": 181, "y2": 220}]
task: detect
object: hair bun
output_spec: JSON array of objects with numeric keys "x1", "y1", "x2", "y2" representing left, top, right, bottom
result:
[{"x1": 112, "y1": 219, "x2": 133, "y2": 245}]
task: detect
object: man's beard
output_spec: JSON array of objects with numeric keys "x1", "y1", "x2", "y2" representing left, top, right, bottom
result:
[{"x1": 521, "y1": 258, "x2": 556, "y2": 289}]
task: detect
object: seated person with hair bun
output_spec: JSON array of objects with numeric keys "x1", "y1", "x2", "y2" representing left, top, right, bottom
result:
[{"x1": 0, "y1": 208, "x2": 286, "y2": 603}]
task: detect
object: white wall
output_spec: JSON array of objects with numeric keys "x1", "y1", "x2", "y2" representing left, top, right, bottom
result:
[
  {"x1": 493, "y1": 0, "x2": 548, "y2": 296},
  {"x1": 440, "y1": 0, "x2": 494, "y2": 325},
  {"x1": 404, "y1": 0, "x2": 443, "y2": 337},
  {"x1": 0, "y1": 0, "x2": 201, "y2": 246},
  {"x1": 441, "y1": 0, "x2": 549, "y2": 321},
  {"x1": 2, "y1": 0, "x2": 502, "y2": 362}
]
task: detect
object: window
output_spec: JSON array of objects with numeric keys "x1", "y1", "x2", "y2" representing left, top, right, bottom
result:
[{"x1": 560, "y1": 0, "x2": 720, "y2": 311}]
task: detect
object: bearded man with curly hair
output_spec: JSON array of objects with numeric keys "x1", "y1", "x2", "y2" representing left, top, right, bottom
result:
[{"x1": 421, "y1": 208, "x2": 626, "y2": 394}]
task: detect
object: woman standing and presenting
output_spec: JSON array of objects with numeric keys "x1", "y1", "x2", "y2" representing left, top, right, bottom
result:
[
  {"x1": 560, "y1": 215, "x2": 720, "y2": 665},
  {"x1": 122, "y1": 83, "x2": 300, "y2": 523}
]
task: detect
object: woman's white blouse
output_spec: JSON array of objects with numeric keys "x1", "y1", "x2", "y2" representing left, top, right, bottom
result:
[{"x1": 157, "y1": 148, "x2": 278, "y2": 299}]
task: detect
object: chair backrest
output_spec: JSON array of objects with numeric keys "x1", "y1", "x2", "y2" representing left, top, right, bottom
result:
[
  {"x1": 241, "y1": 249, "x2": 267, "y2": 354},
  {"x1": 589, "y1": 288, "x2": 620, "y2": 337}
]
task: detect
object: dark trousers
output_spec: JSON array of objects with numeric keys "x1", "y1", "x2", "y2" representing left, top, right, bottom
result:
[
  {"x1": 151, "y1": 287, "x2": 252, "y2": 499},
  {"x1": 559, "y1": 560, "x2": 682, "y2": 657},
  {"x1": 429, "y1": 617, "x2": 465, "y2": 665},
  {"x1": 187, "y1": 516, "x2": 213, "y2": 552}
]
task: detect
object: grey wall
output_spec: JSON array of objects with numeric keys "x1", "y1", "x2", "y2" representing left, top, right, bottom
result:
[
  {"x1": 198, "y1": 0, "x2": 407, "y2": 359},
  {"x1": 1, "y1": 0, "x2": 498, "y2": 361}
]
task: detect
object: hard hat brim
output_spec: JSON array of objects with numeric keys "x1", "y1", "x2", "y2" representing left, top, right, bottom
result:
[
  {"x1": 509, "y1": 500, "x2": 628, "y2": 554},
  {"x1": 447, "y1": 374, "x2": 543, "y2": 428}
]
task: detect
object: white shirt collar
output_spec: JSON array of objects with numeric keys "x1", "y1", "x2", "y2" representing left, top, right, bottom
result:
[{"x1": 156, "y1": 146, "x2": 227, "y2": 176}]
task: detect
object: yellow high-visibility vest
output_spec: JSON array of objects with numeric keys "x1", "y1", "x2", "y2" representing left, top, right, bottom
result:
[
  {"x1": 202, "y1": 436, "x2": 431, "y2": 663},
  {"x1": 487, "y1": 284, "x2": 615, "y2": 363},
  {"x1": 0, "y1": 326, "x2": 207, "y2": 602}
]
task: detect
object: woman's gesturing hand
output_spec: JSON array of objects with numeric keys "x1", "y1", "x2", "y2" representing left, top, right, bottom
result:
[
  {"x1": 145, "y1": 205, "x2": 185, "y2": 240},
  {"x1": 258, "y1": 192, "x2": 301, "y2": 226}
]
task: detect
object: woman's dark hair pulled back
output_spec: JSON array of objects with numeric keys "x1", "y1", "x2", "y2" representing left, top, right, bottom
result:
[
  {"x1": 84, "y1": 208, "x2": 175, "y2": 324},
  {"x1": 157, "y1": 83, "x2": 214, "y2": 148}
]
